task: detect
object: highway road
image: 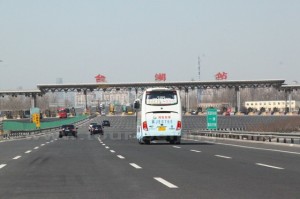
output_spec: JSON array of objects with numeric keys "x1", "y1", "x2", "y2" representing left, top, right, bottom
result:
[{"x1": 0, "y1": 116, "x2": 300, "y2": 199}]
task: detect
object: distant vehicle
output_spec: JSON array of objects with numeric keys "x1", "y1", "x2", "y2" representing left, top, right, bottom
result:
[
  {"x1": 57, "y1": 108, "x2": 68, "y2": 118},
  {"x1": 102, "y1": 120, "x2": 110, "y2": 127},
  {"x1": 125, "y1": 106, "x2": 134, "y2": 115},
  {"x1": 90, "y1": 124, "x2": 103, "y2": 135},
  {"x1": 89, "y1": 122, "x2": 98, "y2": 131},
  {"x1": 59, "y1": 124, "x2": 78, "y2": 138},
  {"x1": 191, "y1": 110, "x2": 198, "y2": 115},
  {"x1": 136, "y1": 87, "x2": 182, "y2": 144}
]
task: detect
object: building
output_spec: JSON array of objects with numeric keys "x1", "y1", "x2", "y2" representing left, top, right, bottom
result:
[{"x1": 245, "y1": 100, "x2": 300, "y2": 112}]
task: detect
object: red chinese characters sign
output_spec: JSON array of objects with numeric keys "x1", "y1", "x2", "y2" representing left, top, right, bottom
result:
[
  {"x1": 155, "y1": 73, "x2": 166, "y2": 81},
  {"x1": 215, "y1": 72, "x2": 228, "y2": 80},
  {"x1": 95, "y1": 74, "x2": 106, "y2": 83}
]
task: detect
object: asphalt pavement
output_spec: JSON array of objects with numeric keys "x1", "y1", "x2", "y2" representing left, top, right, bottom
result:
[{"x1": 0, "y1": 116, "x2": 299, "y2": 199}]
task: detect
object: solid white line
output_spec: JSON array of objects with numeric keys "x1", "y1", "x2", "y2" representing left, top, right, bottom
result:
[
  {"x1": 256, "y1": 163, "x2": 284, "y2": 170},
  {"x1": 173, "y1": 146, "x2": 181, "y2": 149},
  {"x1": 154, "y1": 177, "x2": 178, "y2": 188},
  {"x1": 130, "y1": 163, "x2": 142, "y2": 169},
  {"x1": 215, "y1": 155, "x2": 232, "y2": 159},
  {"x1": 205, "y1": 141, "x2": 300, "y2": 155},
  {"x1": 13, "y1": 156, "x2": 21, "y2": 160},
  {"x1": 25, "y1": 150, "x2": 31, "y2": 154},
  {"x1": 110, "y1": 150, "x2": 115, "y2": 153},
  {"x1": 34, "y1": 147, "x2": 39, "y2": 150},
  {"x1": 190, "y1": 150, "x2": 201, "y2": 153},
  {"x1": 117, "y1": 155, "x2": 125, "y2": 159},
  {"x1": 0, "y1": 164, "x2": 6, "y2": 169}
]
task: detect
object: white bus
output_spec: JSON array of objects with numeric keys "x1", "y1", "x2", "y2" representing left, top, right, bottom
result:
[{"x1": 135, "y1": 87, "x2": 182, "y2": 144}]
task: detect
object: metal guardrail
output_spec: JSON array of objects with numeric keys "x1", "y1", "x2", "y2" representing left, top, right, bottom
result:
[
  {"x1": 0, "y1": 117, "x2": 90, "y2": 140},
  {"x1": 185, "y1": 130, "x2": 300, "y2": 144}
]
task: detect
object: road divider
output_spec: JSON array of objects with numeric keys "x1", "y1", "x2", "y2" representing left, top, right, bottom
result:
[{"x1": 185, "y1": 130, "x2": 300, "y2": 145}]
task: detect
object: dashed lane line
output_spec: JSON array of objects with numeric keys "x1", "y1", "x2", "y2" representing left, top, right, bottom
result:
[
  {"x1": 190, "y1": 150, "x2": 201, "y2": 153},
  {"x1": 215, "y1": 155, "x2": 232, "y2": 159},
  {"x1": 13, "y1": 156, "x2": 21, "y2": 160},
  {"x1": 117, "y1": 155, "x2": 125, "y2": 159},
  {"x1": 110, "y1": 150, "x2": 116, "y2": 153},
  {"x1": 41, "y1": 144, "x2": 45, "y2": 146},
  {"x1": 130, "y1": 163, "x2": 142, "y2": 169},
  {"x1": 154, "y1": 177, "x2": 178, "y2": 188},
  {"x1": 0, "y1": 164, "x2": 7, "y2": 169},
  {"x1": 256, "y1": 163, "x2": 284, "y2": 170},
  {"x1": 105, "y1": 146, "x2": 110, "y2": 149},
  {"x1": 173, "y1": 146, "x2": 181, "y2": 149},
  {"x1": 25, "y1": 150, "x2": 32, "y2": 154},
  {"x1": 34, "y1": 147, "x2": 39, "y2": 150}
]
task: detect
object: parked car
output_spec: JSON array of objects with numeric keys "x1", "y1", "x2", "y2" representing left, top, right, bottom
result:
[
  {"x1": 191, "y1": 110, "x2": 198, "y2": 115},
  {"x1": 89, "y1": 122, "x2": 98, "y2": 131},
  {"x1": 102, "y1": 120, "x2": 110, "y2": 127},
  {"x1": 90, "y1": 124, "x2": 103, "y2": 135},
  {"x1": 59, "y1": 124, "x2": 78, "y2": 138}
]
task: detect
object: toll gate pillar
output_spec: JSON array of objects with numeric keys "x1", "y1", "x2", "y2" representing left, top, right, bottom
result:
[
  {"x1": 235, "y1": 87, "x2": 240, "y2": 113},
  {"x1": 31, "y1": 94, "x2": 37, "y2": 108}
]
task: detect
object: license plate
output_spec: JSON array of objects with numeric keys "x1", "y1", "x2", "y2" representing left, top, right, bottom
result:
[{"x1": 158, "y1": 126, "x2": 166, "y2": 131}]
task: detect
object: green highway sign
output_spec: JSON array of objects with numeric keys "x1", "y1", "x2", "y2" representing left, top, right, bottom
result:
[{"x1": 207, "y1": 108, "x2": 218, "y2": 130}]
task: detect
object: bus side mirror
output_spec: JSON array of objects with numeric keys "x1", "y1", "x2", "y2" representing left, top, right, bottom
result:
[{"x1": 134, "y1": 101, "x2": 140, "y2": 109}]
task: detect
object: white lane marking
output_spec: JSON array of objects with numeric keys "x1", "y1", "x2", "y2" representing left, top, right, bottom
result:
[
  {"x1": 25, "y1": 150, "x2": 32, "y2": 154},
  {"x1": 154, "y1": 177, "x2": 178, "y2": 188},
  {"x1": 13, "y1": 156, "x2": 21, "y2": 160},
  {"x1": 110, "y1": 150, "x2": 116, "y2": 153},
  {"x1": 34, "y1": 147, "x2": 39, "y2": 150},
  {"x1": 41, "y1": 144, "x2": 45, "y2": 146},
  {"x1": 173, "y1": 146, "x2": 181, "y2": 149},
  {"x1": 130, "y1": 163, "x2": 142, "y2": 169},
  {"x1": 55, "y1": 139, "x2": 58, "y2": 141},
  {"x1": 183, "y1": 138, "x2": 300, "y2": 156},
  {"x1": 46, "y1": 142, "x2": 50, "y2": 144},
  {"x1": 102, "y1": 144, "x2": 106, "y2": 146},
  {"x1": 50, "y1": 140, "x2": 54, "y2": 143},
  {"x1": 190, "y1": 150, "x2": 201, "y2": 153},
  {"x1": 105, "y1": 146, "x2": 110, "y2": 149},
  {"x1": 0, "y1": 164, "x2": 7, "y2": 169},
  {"x1": 215, "y1": 155, "x2": 232, "y2": 159},
  {"x1": 256, "y1": 163, "x2": 284, "y2": 170},
  {"x1": 117, "y1": 155, "x2": 125, "y2": 159}
]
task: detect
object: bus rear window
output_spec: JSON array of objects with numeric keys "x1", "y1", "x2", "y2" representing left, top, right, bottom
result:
[{"x1": 145, "y1": 91, "x2": 178, "y2": 105}]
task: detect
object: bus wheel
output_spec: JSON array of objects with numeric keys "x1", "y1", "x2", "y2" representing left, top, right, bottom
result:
[
  {"x1": 138, "y1": 139, "x2": 144, "y2": 144},
  {"x1": 144, "y1": 139, "x2": 151, "y2": 145}
]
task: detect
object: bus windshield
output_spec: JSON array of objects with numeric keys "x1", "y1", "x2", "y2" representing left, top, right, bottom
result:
[{"x1": 145, "y1": 91, "x2": 178, "y2": 106}]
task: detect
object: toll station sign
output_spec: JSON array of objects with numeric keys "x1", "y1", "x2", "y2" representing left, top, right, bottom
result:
[{"x1": 207, "y1": 108, "x2": 218, "y2": 130}]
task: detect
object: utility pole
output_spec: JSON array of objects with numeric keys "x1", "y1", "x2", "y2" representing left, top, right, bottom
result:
[{"x1": 197, "y1": 56, "x2": 201, "y2": 108}]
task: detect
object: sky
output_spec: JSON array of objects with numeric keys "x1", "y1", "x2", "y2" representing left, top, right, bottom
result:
[{"x1": 0, "y1": 0, "x2": 299, "y2": 89}]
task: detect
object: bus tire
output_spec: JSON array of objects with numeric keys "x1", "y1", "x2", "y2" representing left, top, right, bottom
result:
[{"x1": 145, "y1": 139, "x2": 151, "y2": 145}]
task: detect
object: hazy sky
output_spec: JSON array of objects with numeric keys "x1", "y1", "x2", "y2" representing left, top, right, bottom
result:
[{"x1": 0, "y1": 0, "x2": 299, "y2": 89}]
